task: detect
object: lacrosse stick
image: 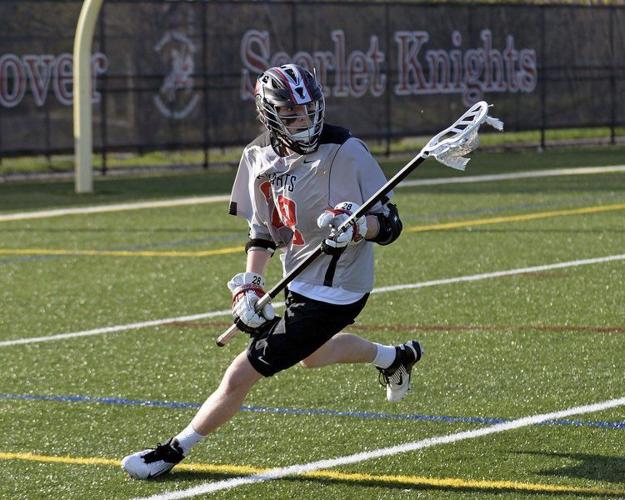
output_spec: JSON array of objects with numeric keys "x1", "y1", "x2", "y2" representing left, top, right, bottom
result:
[{"x1": 217, "y1": 101, "x2": 503, "y2": 346}]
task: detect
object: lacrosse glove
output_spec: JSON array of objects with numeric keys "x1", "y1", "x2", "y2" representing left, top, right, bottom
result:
[
  {"x1": 317, "y1": 201, "x2": 368, "y2": 255},
  {"x1": 227, "y1": 272, "x2": 275, "y2": 335}
]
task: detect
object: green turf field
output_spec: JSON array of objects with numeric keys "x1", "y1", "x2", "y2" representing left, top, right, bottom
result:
[{"x1": 1, "y1": 148, "x2": 624, "y2": 499}]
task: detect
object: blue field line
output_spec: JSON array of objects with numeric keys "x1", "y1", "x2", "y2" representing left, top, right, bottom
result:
[
  {"x1": 0, "y1": 256, "x2": 58, "y2": 265},
  {"x1": 1, "y1": 392, "x2": 624, "y2": 431}
]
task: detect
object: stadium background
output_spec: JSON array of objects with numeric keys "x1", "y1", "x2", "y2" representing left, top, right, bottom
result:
[{"x1": 0, "y1": 0, "x2": 623, "y2": 171}]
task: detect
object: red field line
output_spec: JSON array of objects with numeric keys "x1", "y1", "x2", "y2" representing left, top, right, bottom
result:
[{"x1": 168, "y1": 321, "x2": 625, "y2": 334}]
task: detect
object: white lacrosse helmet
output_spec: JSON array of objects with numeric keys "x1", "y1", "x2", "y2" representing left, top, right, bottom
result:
[{"x1": 254, "y1": 64, "x2": 325, "y2": 155}]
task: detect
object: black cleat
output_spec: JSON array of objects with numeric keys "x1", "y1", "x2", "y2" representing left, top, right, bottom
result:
[
  {"x1": 121, "y1": 438, "x2": 185, "y2": 480},
  {"x1": 377, "y1": 340, "x2": 423, "y2": 402}
]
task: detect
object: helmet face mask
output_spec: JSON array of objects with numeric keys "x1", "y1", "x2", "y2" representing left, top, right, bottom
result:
[{"x1": 255, "y1": 64, "x2": 325, "y2": 155}]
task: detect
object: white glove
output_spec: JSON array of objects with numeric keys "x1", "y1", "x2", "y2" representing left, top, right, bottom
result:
[
  {"x1": 317, "y1": 201, "x2": 368, "y2": 251},
  {"x1": 227, "y1": 272, "x2": 275, "y2": 334}
]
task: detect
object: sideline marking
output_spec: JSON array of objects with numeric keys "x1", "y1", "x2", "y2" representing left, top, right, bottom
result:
[
  {"x1": 0, "y1": 246, "x2": 244, "y2": 258},
  {"x1": 348, "y1": 323, "x2": 625, "y2": 334},
  {"x1": 400, "y1": 164, "x2": 625, "y2": 188},
  {"x1": 2, "y1": 202, "x2": 624, "y2": 259},
  {"x1": 0, "y1": 195, "x2": 230, "y2": 222},
  {"x1": 406, "y1": 202, "x2": 625, "y2": 233},
  {"x1": 2, "y1": 392, "x2": 624, "y2": 431},
  {"x1": 370, "y1": 253, "x2": 625, "y2": 295},
  {"x1": 0, "y1": 309, "x2": 234, "y2": 348},
  {"x1": 140, "y1": 396, "x2": 625, "y2": 498},
  {"x1": 2, "y1": 165, "x2": 624, "y2": 223},
  {"x1": 1, "y1": 253, "x2": 623, "y2": 348},
  {"x1": 2, "y1": 451, "x2": 623, "y2": 497}
]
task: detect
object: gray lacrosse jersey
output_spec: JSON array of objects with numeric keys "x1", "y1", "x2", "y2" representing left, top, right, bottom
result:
[{"x1": 229, "y1": 124, "x2": 391, "y2": 297}]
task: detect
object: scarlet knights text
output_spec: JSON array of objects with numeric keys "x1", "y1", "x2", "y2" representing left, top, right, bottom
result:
[{"x1": 240, "y1": 28, "x2": 537, "y2": 106}]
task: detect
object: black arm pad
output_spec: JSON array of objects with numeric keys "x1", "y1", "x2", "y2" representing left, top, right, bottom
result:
[
  {"x1": 245, "y1": 238, "x2": 277, "y2": 254},
  {"x1": 370, "y1": 203, "x2": 403, "y2": 246}
]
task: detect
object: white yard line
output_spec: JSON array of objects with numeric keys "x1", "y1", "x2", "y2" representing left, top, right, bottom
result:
[
  {"x1": 0, "y1": 310, "x2": 232, "y2": 347},
  {"x1": 370, "y1": 254, "x2": 625, "y2": 295},
  {"x1": 1, "y1": 253, "x2": 623, "y2": 348},
  {"x1": 137, "y1": 395, "x2": 625, "y2": 499},
  {"x1": 2, "y1": 165, "x2": 624, "y2": 222},
  {"x1": 400, "y1": 164, "x2": 625, "y2": 188},
  {"x1": 0, "y1": 195, "x2": 230, "y2": 222}
]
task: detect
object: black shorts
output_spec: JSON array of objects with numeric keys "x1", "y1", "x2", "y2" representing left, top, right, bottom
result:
[{"x1": 247, "y1": 290, "x2": 369, "y2": 377}]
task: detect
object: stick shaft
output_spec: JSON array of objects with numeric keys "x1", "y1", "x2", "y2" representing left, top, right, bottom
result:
[{"x1": 216, "y1": 323, "x2": 238, "y2": 347}]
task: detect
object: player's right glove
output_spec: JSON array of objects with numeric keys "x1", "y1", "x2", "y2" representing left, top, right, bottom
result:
[
  {"x1": 317, "y1": 201, "x2": 367, "y2": 254},
  {"x1": 227, "y1": 272, "x2": 275, "y2": 334}
]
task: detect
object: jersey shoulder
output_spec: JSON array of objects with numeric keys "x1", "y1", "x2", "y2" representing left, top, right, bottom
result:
[
  {"x1": 319, "y1": 123, "x2": 352, "y2": 146},
  {"x1": 245, "y1": 130, "x2": 272, "y2": 150}
]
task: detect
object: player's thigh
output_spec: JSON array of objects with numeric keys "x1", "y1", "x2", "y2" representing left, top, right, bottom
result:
[{"x1": 247, "y1": 291, "x2": 368, "y2": 376}]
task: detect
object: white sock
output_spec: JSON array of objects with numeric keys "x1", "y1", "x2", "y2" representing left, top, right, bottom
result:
[
  {"x1": 174, "y1": 423, "x2": 206, "y2": 455},
  {"x1": 372, "y1": 343, "x2": 397, "y2": 369}
]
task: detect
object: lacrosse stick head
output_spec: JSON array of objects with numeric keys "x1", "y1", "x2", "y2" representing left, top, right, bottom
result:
[{"x1": 423, "y1": 101, "x2": 504, "y2": 171}]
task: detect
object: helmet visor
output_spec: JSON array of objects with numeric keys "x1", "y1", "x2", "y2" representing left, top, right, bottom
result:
[{"x1": 264, "y1": 101, "x2": 324, "y2": 151}]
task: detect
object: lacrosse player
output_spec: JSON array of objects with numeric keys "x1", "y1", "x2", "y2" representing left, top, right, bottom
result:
[{"x1": 122, "y1": 64, "x2": 422, "y2": 480}]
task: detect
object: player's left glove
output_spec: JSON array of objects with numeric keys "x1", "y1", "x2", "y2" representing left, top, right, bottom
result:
[
  {"x1": 227, "y1": 272, "x2": 275, "y2": 335},
  {"x1": 317, "y1": 201, "x2": 368, "y2": 254}
]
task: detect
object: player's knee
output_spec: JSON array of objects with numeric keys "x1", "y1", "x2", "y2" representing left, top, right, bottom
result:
[
  {"x1": 220, "y1": 358, "x2": 261, "y2": 395},
  {"x1": 220, "y1": 374, "x2": 255, "y2": 398},
  {"x1": 299, "y1": 354, "x2": 319, "y2": 368},
  {"x1": 370, "y1": 203, "x2": 403, "y2": 246}
]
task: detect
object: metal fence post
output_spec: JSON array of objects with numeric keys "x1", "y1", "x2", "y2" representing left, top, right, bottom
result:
[
  {"x1": 610, "y1": 5, "x2": 616, "y2": 145},
  {"x1": 540, "y1": 6, "x2": 546, "y2": 150},
  {"x1": 201, "y1": 0, "x2": 209, "y2": 169},
  {"x1": 45, "y1": 96, "x2": 52, "y2": 168},
  {"x1": 384, "y1": 1, "x2": 391, "y2": 157}
]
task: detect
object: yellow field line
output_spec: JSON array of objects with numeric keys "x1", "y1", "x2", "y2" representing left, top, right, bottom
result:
[
  {"x1": 405, "y1": 202, "x2": 625, "y2": 233},
  {"x1": 1, "y1": 451, "x2": 624, "y2": 496},
  {"x1": 1, "y1": 203, "x2": 624, "y2": 258},
  {"x1": 0, "y1": 246, "x2": 244, "y2": 258},
  {"x1": 0, "y1": 451, "x2": 118, "y2": 467}
]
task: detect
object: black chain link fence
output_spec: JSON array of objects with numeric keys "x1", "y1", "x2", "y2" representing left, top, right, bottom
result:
[{"x1": 0, "y1": 0, "x2": 623, "y2": 173}]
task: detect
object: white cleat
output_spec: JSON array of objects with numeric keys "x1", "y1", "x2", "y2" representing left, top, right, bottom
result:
[
  {"x1": 121, "y1": 438, "x2": 185, "y2": 480},
  {"x1": 377, "y1": 340, "x2": 423, "y2": 402}
]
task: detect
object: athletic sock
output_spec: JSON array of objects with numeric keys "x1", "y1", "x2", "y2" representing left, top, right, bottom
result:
[
  {"x1": 372, "y1": 343, "x2": 397, "y2": 369},
  {"x1": 174, "y1": 423, "x2": 206, "y2": 455}
]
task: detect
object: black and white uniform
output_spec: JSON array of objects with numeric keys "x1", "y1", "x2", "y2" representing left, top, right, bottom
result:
[{"x1": 229, "y1": 124, "x2": 391, "y2": 376}]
